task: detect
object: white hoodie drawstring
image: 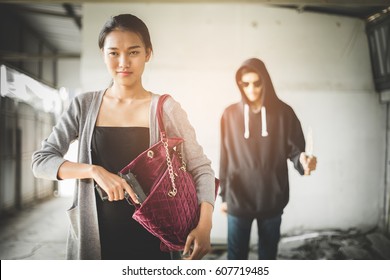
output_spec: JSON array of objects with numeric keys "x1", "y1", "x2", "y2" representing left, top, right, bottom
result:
[
  {"x1": 261, "y1": 106, "x2": 268, "y2": 137},
  {"x1": 244, "y1": 104, "x2": 250, "y2": 139},
  {"x1": 244, "y1": 104, "x2": 268, "y2": 139}
]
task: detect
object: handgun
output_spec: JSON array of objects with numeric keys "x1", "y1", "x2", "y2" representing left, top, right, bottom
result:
[
  {"x1": 95, "y1": 184, "x2": 109, "y2": 201},
  {"x1": 119, "y1": 171, "x2": 147, "y2": 204}
]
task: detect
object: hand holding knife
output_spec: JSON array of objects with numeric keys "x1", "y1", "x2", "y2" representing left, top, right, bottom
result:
[{"x1": 301, "y1": 126, "x2": 317, "y2": 175}]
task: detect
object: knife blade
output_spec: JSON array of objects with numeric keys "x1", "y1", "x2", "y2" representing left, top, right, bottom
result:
[{"x1": 305, "y1": 126, "x2": 314, "y2": 157}]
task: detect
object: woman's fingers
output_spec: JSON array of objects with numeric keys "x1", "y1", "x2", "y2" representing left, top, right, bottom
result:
[
  {"x1": 182, "y1": 229, "x2": 211, "y2": 260},
  {"x1": 101, "y1": 175, "x2": 139, "y2": 203},
  {"x1": 122, "y1": 178, "x2": 140, "y2": 204}
]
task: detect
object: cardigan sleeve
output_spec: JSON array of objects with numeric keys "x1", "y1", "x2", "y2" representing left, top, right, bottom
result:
[
  {"x1": 31, "y1": 96, "x2": 81, "y2": 181},
  {"x1": 162, "y1": 97, "x2": 216, "y2": 207},
  {"x1": 219, "y1": 111, "x2": 228, "y2": 202}
]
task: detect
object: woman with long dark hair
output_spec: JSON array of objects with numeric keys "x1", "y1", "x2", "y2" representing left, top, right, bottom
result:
[{"x1": 32, "y1": 14, "x2": 215, "y2": 260}]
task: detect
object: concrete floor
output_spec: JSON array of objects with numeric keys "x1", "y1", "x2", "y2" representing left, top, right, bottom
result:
[
  {"x1": 0, "y1": 196, "x2": 70, "y2": 260},
  {"x1": 1, "y1": 196, "x2": 389, "y2": 260}
]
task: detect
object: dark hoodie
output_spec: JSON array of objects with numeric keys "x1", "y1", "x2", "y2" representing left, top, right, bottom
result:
[{"x1": 219, "y1": 58, "x2": 305, "y2": 219}]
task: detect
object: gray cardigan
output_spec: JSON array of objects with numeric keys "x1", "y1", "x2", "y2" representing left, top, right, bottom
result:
[{"x1": 31, "y1": 90, "x2": 215, "y2": 259}]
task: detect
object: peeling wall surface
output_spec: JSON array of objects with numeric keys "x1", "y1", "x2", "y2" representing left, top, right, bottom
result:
[{"x1": 80, "y1": 3, "x2": 386, "y2": 243}]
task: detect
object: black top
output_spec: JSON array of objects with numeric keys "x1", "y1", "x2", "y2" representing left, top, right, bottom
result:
[{"x1": 91, "y1": 126, "x2": 170, "y2": 260}]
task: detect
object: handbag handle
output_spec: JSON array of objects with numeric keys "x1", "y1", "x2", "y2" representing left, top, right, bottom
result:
[{"x1": 156, "y1": 94, "x2": 171, "y2": 140}]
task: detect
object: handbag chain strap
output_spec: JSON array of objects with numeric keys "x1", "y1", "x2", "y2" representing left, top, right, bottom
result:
[
  {"x1": 162, "y1": 137, "x2": 177, "y2": 197},
  {"x1": 158, "y1": 94, "x2": 178, "y2": 198}
]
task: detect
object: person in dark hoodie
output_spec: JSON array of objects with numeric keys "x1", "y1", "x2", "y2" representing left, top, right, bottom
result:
[{"x1": 219, "y1": 58, "x2": 317, "y2": 260}]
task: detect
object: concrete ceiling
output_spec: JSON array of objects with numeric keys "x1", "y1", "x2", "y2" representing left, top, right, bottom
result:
[
  {"x1": 0, "y1": 3, "x2": 81, "y2": 54},
  {"x1": 0, "y1": 0, "x2": 389, "y2": 59}
]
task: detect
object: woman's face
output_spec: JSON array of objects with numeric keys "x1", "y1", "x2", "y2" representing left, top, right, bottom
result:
[{"x1": 102, "y1": 29, "x2": 151, "y2": 88}]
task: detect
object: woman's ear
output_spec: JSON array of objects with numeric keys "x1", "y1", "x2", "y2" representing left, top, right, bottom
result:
[
  {"x1": 101, "y1": 48, "x2": 109, "y2": 65},
  {"x1": 145, "y1": 48, "x2": 152, "y2": 62}
]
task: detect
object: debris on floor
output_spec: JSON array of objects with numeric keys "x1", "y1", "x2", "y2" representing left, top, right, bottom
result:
[{"x1": 206, "y1": 228, "x2": 390, "y2": 260}]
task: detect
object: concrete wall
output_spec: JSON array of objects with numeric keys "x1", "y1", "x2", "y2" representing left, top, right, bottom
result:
[
  {"x1": 80, "y1": 3, "x2": 386, "y2": 242},
  {"x1": 57, "y1": 59, "x2": 81, "y2": 91}
]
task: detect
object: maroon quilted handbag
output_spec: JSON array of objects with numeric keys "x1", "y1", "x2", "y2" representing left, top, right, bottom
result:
[{"x1": 119, "y1": 94, "x2": 218, "y2": 252}]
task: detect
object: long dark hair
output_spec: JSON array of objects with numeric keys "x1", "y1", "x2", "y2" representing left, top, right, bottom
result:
[{"x1": 98, "y1": 14, "x2": 153, "y2": 52}]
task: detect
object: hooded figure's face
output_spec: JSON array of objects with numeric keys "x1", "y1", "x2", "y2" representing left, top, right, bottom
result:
[{"x1": 240, "y1": 72, "x2": 263, "y2": 104}]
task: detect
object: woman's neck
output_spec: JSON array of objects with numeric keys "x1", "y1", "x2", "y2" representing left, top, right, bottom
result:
[{"x1": 107, "y1": 84, "x2": 149, "y2": 102}]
